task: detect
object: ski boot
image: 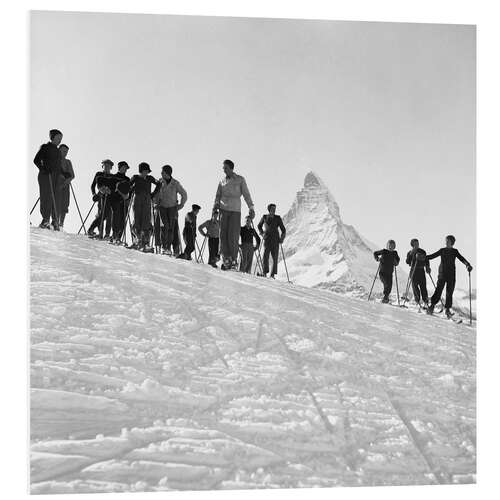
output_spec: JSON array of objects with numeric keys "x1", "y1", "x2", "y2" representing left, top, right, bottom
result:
[
  {"x1": 39, "y1": 220, "x2": 51, "y2": 229},
  {"x1": 426, "y1": 303, "x2": 435, "y2": 315},
  {"x1": 143, "y1": 245, "x2": 154, "y2": 253},
  {"x1": 445, "y1": 308, "x2": 454, "y2": 319},
  {"x1": 381, "y1": 296, "x2": 390, "y2": 304}
]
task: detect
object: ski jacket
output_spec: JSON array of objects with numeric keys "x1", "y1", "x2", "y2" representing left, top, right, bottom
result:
[
  {"x1": 426, "y1": 248, "x2": 471, "y2": 276},
  {"x1": 183, "y1": 211, "x2": 197, "y2": 236},
  {"x1": 130, "y1": 174, "x2": 156, "y2": 198},
  {"x1": 152, "y1": 177, "x2": 187, "y2": 209},
  {"x1": 91, "y1": 171, "x2": 116, "y2": 195},
  {"x1": 199, "y1": 219, "x2": 220, "y2": 238},
  {"x1": 110, "y1": 173, "x2": 131, "y2": 201},
  {"x1": 213, "y1": 173, "x2": 254, "y2": 213},
  {"x1": 406, "y1": 248, "x2": 431, "y2": 273},
  {"x1": 33, "y1": 142, "x2": 62, "y2": 174},
  {"x1": 374, "y1": 249, "x2": 400, "y2": 273},
  {"x1": 60, "y1": 158, "x2": 75, "y2": 180},
  {"x1": 257, "y1": 214, "x2": 286, "y2": 242},
  {"x1": 240, "y1": 226, "x2": 261, "y2": 246}
]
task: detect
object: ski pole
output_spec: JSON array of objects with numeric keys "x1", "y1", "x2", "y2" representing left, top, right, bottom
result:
[
  {"x1": 78, "y1": 201, "x2": 96, "y2": 234},
  {"x1": 47, "y1": 172, "x2": 60, "y2": 228},
  {"x1": 368, "y1": 262, "x2": 381, "y2": 301},
  {"x1": 394, "y1": 267, "x2": 400, "y2": 306},
  {"x1": 427, "y1": 272, "x2": 446, "y2": 309},
  {"x1": 280, "y1": 242, "x2": 291, "y2": 283},
  {"x1": 253, "y1": 239, "x2": 264, "y2": 275},
  {"x1": 30, "y1": 197, "x2": 40, "y2": 216},
  {"x1": 121, "y1": 193, "x2": 134, "y2": 244},
  {"x1": 250, "y1": 220, "x2": 265, "y2": 273},
  {"x1": 195, "y1": 238, "x2": 204, "y2": 263},
  {"x1": 70, "y1": 184, "x2": 87, "y2": 234},
  {"x1": 402, "y1": 259, "x2": 417, "y2": 307},
  {"x1": 468, "y1": 270, "x2": 473, "y2": 325},
  {"x1": 99, "y1": 194, "x2": 108, "y2": 237}
]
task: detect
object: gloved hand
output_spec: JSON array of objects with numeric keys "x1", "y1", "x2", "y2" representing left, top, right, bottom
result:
[
  {"x1": 248, "y1": 208, "x2": 255, "y2": 219},
  {"x1": 467, "y1": 264, "x2": 473, "y2": 272},
  {"x1": 374, "y1": 255, "x2": 379, "y2": 262}
]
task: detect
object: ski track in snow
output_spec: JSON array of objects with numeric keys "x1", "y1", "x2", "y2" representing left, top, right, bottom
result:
[{"x1": 30, "y1": 228, "x2": 476, "y2": 494}]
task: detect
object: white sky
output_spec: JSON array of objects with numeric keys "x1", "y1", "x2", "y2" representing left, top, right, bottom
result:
[{"x1": 30, "y1": 11, "x2": 475, "y2": 286}]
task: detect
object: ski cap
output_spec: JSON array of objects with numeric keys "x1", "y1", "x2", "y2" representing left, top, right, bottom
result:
[
  {"x1": 101, "y1": 159, "x2": 114, "y2": 167},
  {"x1": 192, "y1": 204, "x2": 201, "y2": 211},
  {"x1": 117, "y1": 161, "x2": 129, "y2": 170},
  {"x1": 138, "y1": 162, "x2": 151, "y2": 173}
]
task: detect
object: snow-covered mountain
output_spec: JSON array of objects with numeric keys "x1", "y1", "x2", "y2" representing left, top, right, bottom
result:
[
  {"x1": 280, "y1": 172, "x2": 394, "y2": 295},
  {"x1": 30, "y1": 228, "x2": 475, "y2": 493}
]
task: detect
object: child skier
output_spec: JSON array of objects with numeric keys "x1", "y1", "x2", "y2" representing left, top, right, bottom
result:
[
  {"x1": 57, "y1": 144, "x2": 75, "y2": 229},
  {"x1": 88, "y1": 159, "x2": 115, "y2": 238},
  {"x1": 373, "y1": 240, "x2": 400, "y2": 303},
  {"x1": 178, "y1": 204, "x2": 201, "y2": 260},
  {"x1": 129, "y1": 163, "x2": 156, "y2": 251},
  {"x1": 426, "y1": 235, "x2": 473, "y2": 318},
  {"x1": 240, "y1": 215, "x2": 261, "y2": 273},
  {"x1": 198, "y1": 209, "x2": 221, "y2": 268},
  {"x1": 406, "y1": 238, "x2": 431, "y2": 307}
]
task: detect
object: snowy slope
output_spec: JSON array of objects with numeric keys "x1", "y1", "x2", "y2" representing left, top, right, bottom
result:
[
  {"x1": 280, "y1": 172, "x2": 407, "y2": 296},
  {"x1": 30, "y1": 228, "x2": 475, "y2": 494}
]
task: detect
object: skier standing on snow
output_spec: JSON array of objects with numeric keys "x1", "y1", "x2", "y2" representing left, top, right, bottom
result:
[
  {"x1": 88, "y1": 159, "x2": 115, "y2": 238},
  {"x1": 406, "y1": 238, "x2": 431, "y2": 307},
  {"x1": 33, "y1": 129, "x2": 64, "y2": 230},
  {"x1": 198, "y1": 209, "x2": 221, "y2": 268},
  {"x1": 178, "y1": 204, "x2": 201, "y2": 260},
  {"x1": 426, "y1": 235, "x2": 473, "y2": 318},
  {"x1": 213, "y1": 159, "x2": 255, "y2": 270},
  {"x1": 151, "y1": 165, "x2": 187, "y2": 255},
  {"x1": 129, "y1": 163, "x2": 156, "y2": 251},
  {"x1": 257, "y1": 204, "x2": 286, "y2": 279},
  {"x1": 57, "y1": 144, "x2": 75, "y2": 230},
  {"x1": 240, "y1": 215, "x2": 261, "y2": 273},
  {"x1": 109, "y1": 161, "x2": 131, "y2": 243},
  {"x1": 373, "y1": 240, "x2": 400, "y2": 303}
]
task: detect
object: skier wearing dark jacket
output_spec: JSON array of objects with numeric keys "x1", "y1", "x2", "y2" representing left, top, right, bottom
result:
[
  {"x1": 240, "y1": 216, "x2": 261, "y2": 273},
  {"x1": 373, "y1": 240, "x2": 400, "y2": 303},
  {"x1": 33, "y1": 129, "x2": 63, "y2": 229},
  {"x1": 426, "y1": 235, "x2": 473, "y2": 317},
  {"x1": 109, "y1": 162, "x2": 131, "y2": 243},
  {"x1": 257, "y1": 204, "x2": 286, "y2": 278},
  {"x1": 406, "y1": 238, "x2": 431, "y2": 306},
  {"x1": 178, "y1": 204, "x2": 201, "y2": 260},
  {"x1": 130, "y1": 163, "x2": 156, "y2": 250},
  {"x1": 88, "y1": 159, "x2": 115, "y2": 238}
]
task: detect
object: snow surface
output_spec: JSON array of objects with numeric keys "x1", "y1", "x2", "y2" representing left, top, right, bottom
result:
[{"x1": 30, "y1": 227, "x2": 476, "y2": 493}]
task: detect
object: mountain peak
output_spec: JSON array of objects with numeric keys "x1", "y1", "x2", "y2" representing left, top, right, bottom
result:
[{"x1": 304, "y1": 171, "x2": 324, "y2": 189}]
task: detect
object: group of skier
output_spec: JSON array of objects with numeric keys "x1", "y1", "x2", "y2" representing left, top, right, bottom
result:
[
  {"x1": 372, "y1": 236, "x2": 473, "y2": 319},
  {"x1": 33, "y1": 130, "x2": 287, "y2": 277}
]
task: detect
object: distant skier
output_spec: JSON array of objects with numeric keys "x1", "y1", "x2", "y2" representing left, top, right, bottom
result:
[
  {"x1": 178, "y1": 204, "x2": 201, "y2": 260},
  {"x1": 213, "y1": 159, "x2": 255, "y2": 270},
  {"x1": 257, "y1": 204, "x2": 286, "y2": 279},
  {"x1": 109, "y1": 161, "x2": 131, "y2": 243},
  {"x1": 33, "y1": 129, "x2": 63, "y2": 230},
  {"x1": 152, "y1": 165, "x2": 187, "y2": 255},
  {"x1": 373, "y1": 240, "x2": 400, "y2": 303},
  {"x1": 88, "y1": 159, "x2": 115, "y2": 238},
  {"x1": 57, "y1": 144, "x2": 75, "y2": 230},
  {"x1": 426, "y1": 235, "x2": 473, "y2": 318},
  {"x1": 240, "y1": 216, "x2": 261, "y2": 273},
  {"x1": 406, "y1": 238, "x2": 431, "y2": 307},
  {"x1": 129, "y1": 163, "x2": 156, "y2": 251},
  {"x1": 198, "y1": 209, "x2": 221, "y2": 268}
]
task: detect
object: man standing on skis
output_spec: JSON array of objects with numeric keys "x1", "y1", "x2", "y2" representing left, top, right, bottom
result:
[
  {"x1": 88, "y1": 159, "x2": 115, "y2": 238},
  {"x1": 257, "y1": 204, "x2": 286, "y2": 278},
  {"x1": 198, "y1": 209, "x2": 221, "y2": 268},
  {"x1": 213, "y1": 159, "x2": 255, "y2": 270},
  {"x1": 426, "y1": 235, "x2": 473, "y2": 318},
  {"x1": 109, "y1": 161, "x2": 131, "y2": 244},
  {"x1": 129, "y1": 163, "x2": 156, "y2": 251},
  {"x1": 178, "y1": 204, "x2": 201, "y2": 260},
  {"x1": 406, "y1": 238, "x2": 431, "y2": 307},
  {"x1": 373, "y1": 240, "x2": 400, "y2": 303},
  {"x1": 57, "y1": 144, "x2": 75, "y2": 230},
  {"x1": 33, "y1": 129, "x2": 63, "y2": 230},
  {"x1": 240, "y1": 215, "x2": 261, "y2": 273},
  {"x1": 152, "y1": 165, "x2": 187, "y2": 255}
]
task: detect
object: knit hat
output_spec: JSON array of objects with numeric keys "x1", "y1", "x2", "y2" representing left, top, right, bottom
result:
[
  {"x1": 192, "y1": 204, "x2": 201, "y2": 211},
  {"x1": 117, "y1": 161, "x2": 129, "y2": 170}
]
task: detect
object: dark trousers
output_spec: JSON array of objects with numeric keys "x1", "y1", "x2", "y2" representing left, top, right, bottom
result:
[
  {"x1": 240, "y1": 242, "x2": 255, "y2": 273},
  {"x1": 183, "y1": 228, "x2": 195, "y2": 259},
  {"x1": 38, "y1": 171, "x2": 60, "y2": 225},
  {"x1": 158, "y1": 206, "x2": 178, "y2": 250},
  {"x1": 220, "y1": 210, "x2": 241, "y2": 262},
  {"x1": 379, "y1": 271, "x2": 393, "y2": 299},
  {"x1": 208, "y1": 237, "x2": 219, "y2": 265},
  {"x1": 110, "y1": 198, "x2": 126, "y2": 240},
  {"x1": 88, "y1": 195, "x2": 112, "y2": 236},
  {"x1": 411, "y1": 268, "x2": 429, "y2": 304},
  {"x1": 133, "y1": 195, "x2": 152, "y2": 245},
  {"x1": 59, "y1": 177, "x2": 70, "y2": 220},
  {"x1": 263, "y1": 239, "x2": 279, "y2": 276},
  {"x1": 431, "y1": 273, "x2": 456, "y2": 309}
]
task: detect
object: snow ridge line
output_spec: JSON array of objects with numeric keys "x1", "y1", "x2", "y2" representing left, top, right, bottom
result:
[{"x1": 385, "y1": 393, "x2": 450, "y2": 485}]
